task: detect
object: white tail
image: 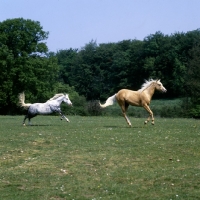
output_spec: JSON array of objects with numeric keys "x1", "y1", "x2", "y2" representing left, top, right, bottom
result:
[
  {"x1": 18, "y1": 92, "x2": 32, "y2": 109},
  {"x1": 99, "y1": 94, "x2": 116, "y2": 108}
]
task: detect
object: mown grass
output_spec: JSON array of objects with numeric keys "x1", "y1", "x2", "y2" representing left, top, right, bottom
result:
[{"x1": 0, "y1": 115, "x2": 199, "y2": 200}]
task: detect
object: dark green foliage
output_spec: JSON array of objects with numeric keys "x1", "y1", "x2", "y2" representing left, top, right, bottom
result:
[
  {"x1": 186, "y1": 42, "x2": 200, "y2": 117},
  {"x1": 58, "y1": 30, "x2": 200, "y2": 102},
  {"x1": 56, "y1": 30, "x2": 200, "y2": 117},
  {"x1": 87, "y1": 100, "x2": 103, "y2": 116},
  {"x1": 1, "y1": 17, "x2": 200, "y2": 116},
  {"x1": 0, "y1": 18, "x2": 59, "y2": 114}
]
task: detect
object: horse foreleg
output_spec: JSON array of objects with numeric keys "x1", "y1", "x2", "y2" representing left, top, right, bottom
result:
[
  {"x1": 143, "y1": 105, "x2": 154, "y2": 125},
  {"x1": 59, "y1": 112, "x2": 70, "y2": 122},
  {"x1": 22, "y1": 116, "x2": 26, "y2": 126},
  {"x1": 53, "y1": 107, "x2": 70, "y2": 123}
]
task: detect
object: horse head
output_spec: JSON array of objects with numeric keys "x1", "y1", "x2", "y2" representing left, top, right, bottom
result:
[
  {"x1": 63, "y1": 94, "x2": 72, "y2": 106},
  {"x1": 155, "y1": 80, "x2": 167, "y2": 93}
]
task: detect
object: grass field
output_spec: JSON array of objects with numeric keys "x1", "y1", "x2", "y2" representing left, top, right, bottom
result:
[{"x1": 0, "y1": 115, "x2": 199, "y2": 200}]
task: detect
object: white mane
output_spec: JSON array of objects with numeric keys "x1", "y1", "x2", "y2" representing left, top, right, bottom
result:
[
  {"x1": 46, "y1": 93, "x2": 65, "y2": 102},
  {"x1": 138, "y1": 79, "x2": 157, "y2": 92}
]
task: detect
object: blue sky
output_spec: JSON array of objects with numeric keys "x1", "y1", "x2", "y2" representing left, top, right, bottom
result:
[{"x1": 1, "y1": 0, "x2": 199, "y2": 52}]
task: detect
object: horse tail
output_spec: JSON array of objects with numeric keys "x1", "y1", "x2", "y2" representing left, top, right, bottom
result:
[
  {"x1": 99, "y1": 94, "x2": 116, "y2": 108},
  {"x1": 18, "y1": 92, "x2": 32, "y2": 109}
]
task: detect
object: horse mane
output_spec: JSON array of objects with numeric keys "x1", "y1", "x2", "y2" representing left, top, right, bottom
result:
[
  {"x1": 138, "y1": 79, "x2": 157, "y2": 92},
  {"x1": 46, "y1": 93, "x2": 65, "y2": 102}
]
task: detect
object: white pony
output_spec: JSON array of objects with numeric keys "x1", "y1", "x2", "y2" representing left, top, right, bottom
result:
[{"x1": 19, "y1": 92, "x2": 72, "y2": 125}]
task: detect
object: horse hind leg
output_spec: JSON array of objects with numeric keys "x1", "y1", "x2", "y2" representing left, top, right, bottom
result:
[
  {"x1": 123, "y1": 112, "x2": 132, "y2": 127},
  {"x1": 28, "y1": 118, "x2": 32, "y2": 126},
  {"x1": 23, "y1": 112, "x2": 35, "y2": 126},
  {"x1": 23, "y1": 116, "x2": 32, "y2": 126},
  {"x1": 22, "y1": 115, "x2": 28, "y2": 126},
  {"x1": 120, "y1": 101, "x2": 132, "y2": 127}
]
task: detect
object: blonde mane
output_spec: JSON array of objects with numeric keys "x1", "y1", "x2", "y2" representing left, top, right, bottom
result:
[
  {"x1": 46, "y1": 93, "x2": 65, "y2": 102},
  {"x1": 138, "y1": 79, "x2": 157, "y2": 92}
]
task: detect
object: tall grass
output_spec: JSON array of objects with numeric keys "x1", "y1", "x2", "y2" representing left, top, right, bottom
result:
[
  {"x1": 101, "y1": 99, "x2": 183, "y2": 118},
  {"x1": 62, "y1": 98, "x2": 184, "y2": 117},
  {"x1": 0, "y1": 115, "x2": 199, "y2": 199}
]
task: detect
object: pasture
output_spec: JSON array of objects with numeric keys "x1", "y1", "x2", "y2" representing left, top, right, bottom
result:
[{"x1": 0, "y1": 115, "x2": 199, "y2": 199}]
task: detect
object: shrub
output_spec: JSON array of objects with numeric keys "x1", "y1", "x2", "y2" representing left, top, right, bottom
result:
[{"x1": 87, "y1": 100, "x2": 103, "y2": 116}]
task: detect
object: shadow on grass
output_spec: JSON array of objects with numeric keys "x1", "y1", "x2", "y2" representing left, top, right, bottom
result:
[
  {"x1": 103, "y1": 125, "x2": 145, "y2": 129},
  {"x1": 22, "y1": 124, "x2": 62, "y2": 127}
]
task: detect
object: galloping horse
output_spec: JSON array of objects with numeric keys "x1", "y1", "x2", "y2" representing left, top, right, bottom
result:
[
  {"x1": 19, "y1": 92, "x2": 72, "y2": 125},
  {"x1": 100, "y1": 79, "x2": 167, "y2": 126}
]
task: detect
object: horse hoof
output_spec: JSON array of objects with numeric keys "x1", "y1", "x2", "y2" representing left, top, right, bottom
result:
[
  {"x1": 144, "y1": 121, "x2": 148, "y2": 124},
  {"x1": 23, "y1": 124, "x2": 26, "y2": 126},
  {"x1": 151, "y1": 122, "x2": 154, "y2": 125}
]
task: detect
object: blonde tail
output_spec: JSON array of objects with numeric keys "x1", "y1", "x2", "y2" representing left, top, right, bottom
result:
[
  {"x1": 99, "y1": 94, "x2": 116, "y2": 108},
  {"x1": 18, "y1": 92, "x2": 32, "y2": 109}
]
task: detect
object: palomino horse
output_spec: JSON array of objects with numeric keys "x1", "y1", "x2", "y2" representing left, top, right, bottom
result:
[
  {"x1": 100, "y1": 79, "x2": 167, "y2": 126},
  {"x1": 19, "y1": 92, "x2": 72, "y2": 125}
]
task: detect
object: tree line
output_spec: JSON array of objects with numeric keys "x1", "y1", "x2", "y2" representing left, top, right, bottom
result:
[{"x1": 0, "y1": 18, "x2": 200, "y2": 117}]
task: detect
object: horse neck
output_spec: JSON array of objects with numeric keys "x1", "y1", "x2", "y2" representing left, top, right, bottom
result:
[
  {"x1": 143, "y1": 84, "x2": 156, "y2": 98},
  {"x1": 49, "y1": 96, "x2": 64, "y2": 106}
]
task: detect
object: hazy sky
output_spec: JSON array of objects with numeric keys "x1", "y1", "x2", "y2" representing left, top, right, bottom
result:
[{"x1": 1, "y1": 0, "x2": 199, "y2": 52}]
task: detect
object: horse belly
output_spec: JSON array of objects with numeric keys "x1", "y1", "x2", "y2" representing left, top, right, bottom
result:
[
  {"x1": 125, "y1": 92, "x2": 141, "y2": 106},
  {"x1": 128, "y1": 99, "x2": 141, "y2": 107},
  {"x1": 29, "y1": 104, "x2": 52, "y2": 115},
  {"x1": 38, "y1": 106, "x2": 52, "y2": 114}
]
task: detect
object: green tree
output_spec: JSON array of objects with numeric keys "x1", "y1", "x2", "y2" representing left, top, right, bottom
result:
[
  {"x1": 95, "y1": 42, "x2": 116, "y2": 99},
  {"x1": 56, "y1": 48, "x2": 78, "y2": 84},
  {"x1": 60, "y1": 40, "x2": 103, "y2": 100},
  {"x1": 56, "y1": 30, "x2": 200, "y2": 104},
  {"x1": 127, "y1": 39, "x2": 145, "y2": 89},
  {"x1": 186, "y1": 43, "x2": 200, "y2": 117},
  {"x1": 0, "y1": 45, "x2": 14, "y2": 107},
  {"x1": 0, "y1": 18, "x2": 59, "y2": 114},
  {"x1": 110, "y1": 45, "x2": 130, "y2": 91}
]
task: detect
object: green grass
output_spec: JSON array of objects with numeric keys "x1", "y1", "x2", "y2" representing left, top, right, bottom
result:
[{"x1": 0, "y1": 115, "x2": 199, "y2": 199}]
